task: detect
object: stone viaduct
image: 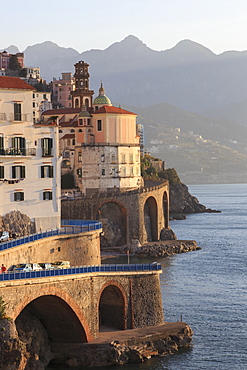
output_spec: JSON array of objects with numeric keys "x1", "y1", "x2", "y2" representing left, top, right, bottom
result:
[
  {"x1": 0, "y1": 268, "x2": 164, "y2": 350},
  {"x1": 61, "y1": 180, "x2": 169, "y2": 245}
]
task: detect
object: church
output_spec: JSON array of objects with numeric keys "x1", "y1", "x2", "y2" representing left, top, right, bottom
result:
[{"x1": 41, "y1": 61, "x2": 143, "y2": 195}]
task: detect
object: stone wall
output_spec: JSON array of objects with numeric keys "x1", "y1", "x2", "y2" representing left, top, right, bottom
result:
[
  {"x1": 61, "y1": 180, "x2": 169, "y2": 245},
  {"x1": 0, "y1": 271, "x2": 164, "y2": 341},
  {"x1": 0, "y1": 230, "x2": 101, "y2": 269}
]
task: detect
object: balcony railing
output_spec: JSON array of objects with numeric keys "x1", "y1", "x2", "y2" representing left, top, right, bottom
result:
[
  {"x1": 9, "y1": 113, "x2": 29, "y2": 122},
  {"x1": 0, "y1": 148, "x2": 36, "y2": 156},
  {"x1": 42, "y1": 148, "x2": 54, "y2": 157},
  {"x1": 0, "y1": 113, "x2": 6, "y2": 121}
]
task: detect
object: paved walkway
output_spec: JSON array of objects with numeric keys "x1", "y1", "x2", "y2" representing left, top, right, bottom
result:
[{"x1": 88, "y1": 322, "x2": 188, "y2": 345}]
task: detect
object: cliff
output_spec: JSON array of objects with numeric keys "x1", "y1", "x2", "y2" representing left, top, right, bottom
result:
[{"x1": 169, "y1": 181, "x2": 220, "y2": 218}]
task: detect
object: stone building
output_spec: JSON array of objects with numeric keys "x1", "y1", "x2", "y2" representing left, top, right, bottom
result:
[{"x1": 0, "y1": 76, "x2": 61, "y2": 231}]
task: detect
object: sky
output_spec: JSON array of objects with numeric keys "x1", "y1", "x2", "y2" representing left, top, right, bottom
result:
[{"x1": 2, "y1": 0, "x2": 247, "y2": 54}]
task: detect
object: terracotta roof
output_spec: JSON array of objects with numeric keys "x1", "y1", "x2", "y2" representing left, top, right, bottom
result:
[
  {"x1": 0, "y1": 76, "x2": 35, "y2": 90},
  {"x1": 42, "y1": 108, "x2": 81, "y2": 115},
  {"x1": 60, "y1": 134, "x2": 75, "y2": 139},
  {"x1": 60, "y1": 121, "x2": 78, "y2": 127},
  {"x1": 92, "y1": 105, "x2": 136, "y2": 115}
]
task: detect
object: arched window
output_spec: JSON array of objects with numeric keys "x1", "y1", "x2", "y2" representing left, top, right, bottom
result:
[
  {"x1": 70, "y1": 129, "x2": 75, "y2": 133},
  {"x1": 75, "y1": 98, "x2": 79, "y2": 107},
  {"x1": 78, "y1": 129, "x2": 82, "y2": 132},
  {"x1": 72, "y1": 139, "x2": 75, "y2": 145}
]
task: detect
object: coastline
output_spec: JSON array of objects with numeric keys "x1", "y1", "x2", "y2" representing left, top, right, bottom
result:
[{"x1": 101, "y1": 240, "x2": 200, "y2": 262}]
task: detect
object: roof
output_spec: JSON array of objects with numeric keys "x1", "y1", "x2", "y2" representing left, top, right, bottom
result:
[
  {"x1": 60, "y1": 134, "x2": 75, "y2": 139},
  {"x1": 0, "y1": 76, "x2": 35, "y2": 90},
  {"x1": 42, "y1": 108, "x2": 81, "y2": 116},
  {"x1": 92, "y1": 105, "x2": 137, "y2": 115}
]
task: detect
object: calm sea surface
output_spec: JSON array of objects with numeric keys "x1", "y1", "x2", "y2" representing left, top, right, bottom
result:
[{"x1": 48, "y1": 183, "x2": 247, "y2": 370}]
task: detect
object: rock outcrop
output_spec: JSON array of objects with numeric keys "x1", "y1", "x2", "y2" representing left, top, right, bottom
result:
[
  {"x1": 134, "y1": 240, "x2": 200, "y2": 259},
  {"x1": 169, "y1": 182, "x2": 220, "y2": 218},
  {"x1": 0, "y1": 211, "x2": 35, "y2": 237}
]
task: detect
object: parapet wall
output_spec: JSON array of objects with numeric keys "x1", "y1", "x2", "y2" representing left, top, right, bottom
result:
[{"x1": 0, "y1": 230, "x2": 101, "y2": 268}]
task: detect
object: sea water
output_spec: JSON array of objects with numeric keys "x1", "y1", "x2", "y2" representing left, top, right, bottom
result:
[{"x1": 48, "y1": 183, "x2": 247, "y2": 370}]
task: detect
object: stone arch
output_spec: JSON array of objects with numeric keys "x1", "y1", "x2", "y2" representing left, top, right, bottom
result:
[
  {"x1": 13, "y1": 286, "x2": 93, "y2": 343},
  {"x1": 144, "y1": 196, "x2": 158, "y2": 242},
  {"x1": 163, "y1": 191, "x2": 169, "y2": 228},
  {"x1": 97, "y1": 199, "x2": 128, "y2": 246},
  {"x1": 98, "y1": 281, "x2": 127, "y2": 331}
]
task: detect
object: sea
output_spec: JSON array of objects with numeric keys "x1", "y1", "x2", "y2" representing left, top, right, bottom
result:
[{"x1": 48, "y1": 183, "x2": 247, "y2": 370}]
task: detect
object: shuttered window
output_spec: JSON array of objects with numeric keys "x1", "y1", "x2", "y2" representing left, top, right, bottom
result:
[
  {"x1": 12, "y1": 166, "x2": 25, "y2": 178},
  {"x1": 41, "y1": 165, "x2": 53, "y2": 178}
]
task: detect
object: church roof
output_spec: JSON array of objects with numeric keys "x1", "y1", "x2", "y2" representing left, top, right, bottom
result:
[{"x1": 92, "y1": 105, "x2": 137, "y2": 115}]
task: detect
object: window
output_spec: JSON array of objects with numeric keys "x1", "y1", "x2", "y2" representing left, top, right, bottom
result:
[
  {"x1": 33, "y1": 93, "x2": 35, "y2": 99},
  {"x1": 0, "y1": 166, "x2": 4, "y2": 179},
  {"x1": 43, "y1": 94, "x2": 46, "y2": 99},
  {"x1": 130, "y1": 167, "x2": 134, "y2": 175},
  {"x1": 33, "y1": 102, "x2": 35, "y2": 108},
  {"x1": 14, "y1": 192, "x2": 24, "y2": 201},
  {"x1": 41, "y1": 138, "x2": 53, "y2": 156},
  {"x1": 102, "y1": 169, "x2": 105, "y2": 175},
  {"x1": 0, "y1": 136, "x2": 4, "y2": 154},
  {"x1": 12, "y1": 137, "x2": 26, "y2": 155},
  {"x1": 129, "y1": 153, "x2": 134, "y2": 163},
  {"x1": 12, "y1": 166, "x2": 25, "y2": 178},
  {"x1": 79, "y1": 119, "x2": 83, "y2": 126},
  {"x1": 78, "y1": 153, "x2": 82, "y2": 162},
  {"x1": 14, "y1": 103, "x2": 21, "y2": 121},
  {"x1": 43, "y1": 191, "x2": 52, "y2": 200},
  {"x1": 78, "y1": 129, "x2": 82, "y2": 132},
  {"x1": 77, "y1": 168, "x2": 82, "y2": 178},
  {"x1": 72, "y1": 139, "x2": 75, "y2": 145},
  {"x1": 70, "y1": 129, "x2": 75, "y2": 133},
  {"x1": 97, "y1": 120, "x2": 102, "y2": 131},
  {"x1": 101, "y1": 154, "x2": 105, "y2": 162},
  {"x1": 121, "y1": 154, "x2": 126, "y2": 163},
  {"x1": 41, "y1": 165, "x2": 53, "y2": 178},
  {"x1": 111, "y1": 154, "x2": 116, "y2": 163}
]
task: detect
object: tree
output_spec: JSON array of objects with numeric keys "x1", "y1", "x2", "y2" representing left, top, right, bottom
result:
[{"x1": 8, "y1": 55, "x2": 21, "y2": 71}]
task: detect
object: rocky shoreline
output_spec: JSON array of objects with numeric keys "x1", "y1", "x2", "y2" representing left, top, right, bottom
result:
[
  {"x1": 134, "y1": 240, "x2": 200, "y2": 259},
  {"x1": 51, "y1": 323, "x2": 193, "y2": 368}
]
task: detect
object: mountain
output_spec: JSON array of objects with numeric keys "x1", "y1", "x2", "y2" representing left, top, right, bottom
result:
[
  {"x1": 5, "y1": 36, "x2": 247, "y2": 183},
  {"x1": 121, "y1": 102, "x2": 247, "y2": 184}
]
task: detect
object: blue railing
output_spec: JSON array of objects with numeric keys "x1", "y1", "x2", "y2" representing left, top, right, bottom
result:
[
  {"x1": 0, "y1": 220, "x2": 102, "y2": 252},
  {"x1": 0, "y1": 263, "x2": 162, "y2": 281}
]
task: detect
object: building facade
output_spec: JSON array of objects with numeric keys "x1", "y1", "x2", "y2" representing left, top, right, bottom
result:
[
  {"x1": 41, "y1": 61, "x2": 142, "y2": 195},
  {"x1": 52, "y1": 72, "x2": 75, "y2": 108},
  {"x1": 0, "y1": 76, "x2": 61, "y2": 231}
]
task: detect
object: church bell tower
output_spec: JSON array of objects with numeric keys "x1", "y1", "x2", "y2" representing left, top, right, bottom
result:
[{"x1": 71, "y1": 61, "x2": 94, "y2": 109}]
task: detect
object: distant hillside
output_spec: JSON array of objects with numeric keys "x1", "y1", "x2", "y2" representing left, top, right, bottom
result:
[
  {"x1": 122, "y1": 102, "x2": 247, "y2": 184},
  {"x1": 6, "y1": 35, "x2": 247, "y2": 113}
]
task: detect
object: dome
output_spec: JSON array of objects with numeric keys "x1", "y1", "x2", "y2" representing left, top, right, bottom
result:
[
  {"x1": 93, "y1": 83, "x2": 112, "y2": 106},
  {"x1": 78, "y1": 105, "x2": 91, "y2": 117}
]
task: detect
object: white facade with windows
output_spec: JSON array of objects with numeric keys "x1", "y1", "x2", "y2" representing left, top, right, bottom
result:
[{"x1": 0, "y1": 76, "x2": 61, "y2": 231}]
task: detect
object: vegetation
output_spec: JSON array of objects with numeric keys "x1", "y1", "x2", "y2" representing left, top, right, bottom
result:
[
  {"x1": 8, "y1": 55, "x2": 21, "y2": 71},
  {"x1": 141, "y1": 154, "x2": 181, "y2": 185},
  {"x1": 0, "y1": 296, "x2": 7, "y2": 319}
]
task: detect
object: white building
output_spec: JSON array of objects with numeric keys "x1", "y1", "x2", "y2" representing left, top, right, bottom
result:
[
  {"x1": 0, "y1": 76, "x2": 61, "y2": 231},
  {"x1": 32, "y1": 91, "x2": 52, "y2": 123}
]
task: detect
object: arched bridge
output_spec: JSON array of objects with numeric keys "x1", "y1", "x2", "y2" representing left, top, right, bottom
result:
[{"x1": 0, "y1": 264, "x2": 164, "y2": 345}]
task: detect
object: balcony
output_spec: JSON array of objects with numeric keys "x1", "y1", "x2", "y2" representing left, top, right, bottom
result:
[
  {"x1": 9, "y1": 113, "x2": 30, "y2": 122},
  {"x1": 0, "y1": 148, "x2": 36, "y2": 157}
]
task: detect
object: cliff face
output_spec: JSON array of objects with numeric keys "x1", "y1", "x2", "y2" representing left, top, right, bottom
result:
[{"x1": 169, "y1": 182, "x2": 219, "y2": 217}]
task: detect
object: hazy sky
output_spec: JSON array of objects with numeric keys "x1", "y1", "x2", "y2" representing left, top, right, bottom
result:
[{"x1": 2, "y1": 0, "x2": 247, "y2": 54}]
